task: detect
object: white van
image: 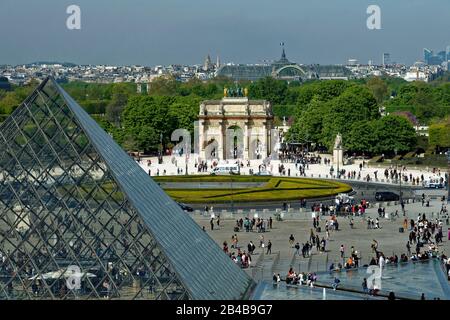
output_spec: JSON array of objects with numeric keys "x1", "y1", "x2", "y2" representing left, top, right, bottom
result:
[
  {"x1": 424, "y1": 178, "x2": 444, "y2": 189},
  {"x1": 211, "y1": 164, "x2": 240, "y2": 175}
]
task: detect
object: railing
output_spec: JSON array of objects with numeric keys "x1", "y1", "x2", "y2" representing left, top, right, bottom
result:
[
  {"x1": 251, "y1": 251, "x2": 265, "y2": 279},
  {"x1": 192, "y1": 198, "x2": 423, "y2": 220},
  {"x1": 270, "y1": 251, "x2": 281, "y2": 275}
]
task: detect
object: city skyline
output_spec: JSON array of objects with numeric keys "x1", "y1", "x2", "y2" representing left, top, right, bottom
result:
[{"x1": 1, "y1": 0, "x2": 450, "y2": 67}]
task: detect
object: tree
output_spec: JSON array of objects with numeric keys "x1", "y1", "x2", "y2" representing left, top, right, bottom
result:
[
  {"x1": 148, "y1": 76, "x2": 179, "y2": 96},
  {"x1": 121, "y1": 96, "x2": 177, "y2": 152},
  {"x1": 429, "y1": 117, "x2": 450, "y2": 150},
  {"x1": 345, "y1": 120, "x2": 378, "y2": 154},
  {"x1": 248, "y1": 77, "x2": 288, "y2": 104},
  {"x1": 136, "y1": 126, "x2": 160, "y2": 152},
  {"x1": 0, "y1": 92, "x2": 21, "y2": 114},
  {"x1": 321, "y1": 86, "x2": 379, "y2": 149},
  {"x1": 168, "y1": 96, "x2": 201, "y2": 134},
  {"x1": 366, "y1": 77, "x2": 388, "y2": 104},
  {"x1": 373, "y1": 115, "x2": 417, "y2": 155},
  {"x1": 105, "y1": 84, "x2": 130, "y2": 125},
  {"x1": 288, "y1": 96, "x2": 326, "y2": 144}
]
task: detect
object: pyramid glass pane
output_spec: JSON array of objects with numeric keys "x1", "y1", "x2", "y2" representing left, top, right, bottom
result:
[{"x1": 0, "y1": 78, "x2": 254, "y2": 300}]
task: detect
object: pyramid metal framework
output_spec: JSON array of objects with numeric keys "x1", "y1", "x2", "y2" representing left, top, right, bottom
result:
[{"x1": 0, "y1": 78, "x2": 254, "y2": 300}]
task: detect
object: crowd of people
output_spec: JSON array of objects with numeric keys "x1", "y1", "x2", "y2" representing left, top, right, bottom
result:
[
  {"x1": 230, "y1": 216, "x2": 274, "y2": 233},
  {"x1": 406, "y1": 213, "x2": 446, "y2": 257},
  {"x1": 223, "y1": 241, "x2": 253, "y2": 269},
  {"x1": 219, "y1": 216, "x2": 277, "y2": 269},
  {"x1": 280, "y1": 268, "x2": 318, "y2": 287}
]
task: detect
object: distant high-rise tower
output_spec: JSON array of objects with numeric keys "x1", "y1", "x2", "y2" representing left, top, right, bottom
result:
[
  {"x1": 423, "y1": 48, "x2": 433, "y2": 64},
  {"x1": 424, "y1": 48, "x2": 446, "y2": 65},
  {"x1": 382, "y1": 53, "x2": 391, "y2": 66}
]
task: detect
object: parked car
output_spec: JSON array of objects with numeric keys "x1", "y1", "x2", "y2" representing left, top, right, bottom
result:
[
  {"x1": 335, "y1": 193, "x2": 355, "y2": 205},
  {"x1": 211, "y1": 164, "x2": 240, "y2": 175},
  {"x1": 375, "y1": 191, "x2": 400, "y2": 201},
  {"x1": 253, "y1": 171, "x2": 272, "y2": 176},
  {"x1": 177, "y1": 202, "x2": 194, "y2": 212}
]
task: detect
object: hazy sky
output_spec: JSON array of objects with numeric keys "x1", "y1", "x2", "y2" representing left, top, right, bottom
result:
[{"x1": 1, "y1": 0, "x2": 449, "y2": 66}]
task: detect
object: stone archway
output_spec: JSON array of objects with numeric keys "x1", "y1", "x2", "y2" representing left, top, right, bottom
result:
[{"x1": 198, "y1": 97, "x2": 274, "y2": 160}]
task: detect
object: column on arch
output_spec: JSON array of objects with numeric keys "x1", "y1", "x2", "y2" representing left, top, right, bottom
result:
[
  {"x1": 217, "y1": 121, "x2": 224, "y2": 160},
  {"x1": 198, "y1": 120, "x2": 205, "y2": 159},
  {"x1": 261, "y1": 121, "x2": 268, "y2": 158},
  {"x1": 243, "y1": 121, "x2": 249, "y2": 160}
]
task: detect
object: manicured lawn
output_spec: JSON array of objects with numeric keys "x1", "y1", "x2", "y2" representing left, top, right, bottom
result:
[{"x1": 153, "y1": 175, "x2": 352, "y2": 203}]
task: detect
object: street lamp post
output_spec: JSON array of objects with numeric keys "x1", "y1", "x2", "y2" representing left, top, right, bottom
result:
[
  {"x1": 185, "y1": 140, "x2": 189, "y2": 175},
  {"x1": 159, "y1": 133, "x2": 163, "y2": 164},
  {"x1": 399, "y1": 167, "x2": 403, "y2": 206},
  {"x1": 446, "y1": 150, "x2": 450, "y2": 204},
  {"x1": 394, "y1": 149, "x2": 402, "y2": 206},
  {"x1": 337, "y1": 157, "x2": 340, "y2": 179},
  {"x1": 230, "y1": 171, "x2": 234, "y2": 214}
]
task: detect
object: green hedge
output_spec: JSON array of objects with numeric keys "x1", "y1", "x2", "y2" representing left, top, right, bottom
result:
[
  {"x1": 369, "y1": 155, "x2": 384, "y2": 163},
  {"x1": 154, "y1": 176, "x2": 352, "y2": 203},
  {"x1": 403, "y1": 152, "x2": 416, "y2": 159}
]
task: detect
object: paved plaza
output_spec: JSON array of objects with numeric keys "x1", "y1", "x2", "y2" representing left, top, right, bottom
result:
[
  {"x1": 191, "y1": 198, "x2": 450, "y2": 283},
  {"x1": 139, "y1": 154, "x2": 448, "y2": 188}
]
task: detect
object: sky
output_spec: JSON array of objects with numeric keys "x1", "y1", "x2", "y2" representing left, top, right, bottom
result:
[{"x1": 0, "y1": 0, "x2": 449, "y2": 66}]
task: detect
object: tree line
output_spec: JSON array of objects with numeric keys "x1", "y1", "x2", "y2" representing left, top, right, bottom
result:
[{"x1": 0, "y1": 73, "x2": 449, "y2": 154}]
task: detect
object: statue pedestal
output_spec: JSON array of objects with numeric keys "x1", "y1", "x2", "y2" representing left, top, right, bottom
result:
[{"x1": 333, "y1": 147, "x2": 344, "y2": 170}]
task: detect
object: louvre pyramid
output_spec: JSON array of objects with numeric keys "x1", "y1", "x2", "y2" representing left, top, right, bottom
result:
[{"x1": 0, "y1": 77, "x2": 254, "y2": 300}]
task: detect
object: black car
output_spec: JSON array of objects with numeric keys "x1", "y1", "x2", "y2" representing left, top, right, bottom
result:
[
  {"x1": 177, "y1": 202, "x2": 194, "y2": 212},
  {"x1": 375, "y1": 191, "x2": 400, "y2": 201}
]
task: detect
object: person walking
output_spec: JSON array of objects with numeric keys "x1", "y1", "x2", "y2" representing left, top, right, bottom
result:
[
  {"x1": 289, "y1": 234, "x2": 295, "y2": 247},
  {"x1": 340, "y1": 245, "x2": 345, "y2": 259},
  {"x1": 266, "y1": 240, "x2": 272, "y2": 254},
  {"x1": 362, "y1": 278, "x2": 368, "y2": 294},
  {"x1": 294, "y1": 242, "x2": 300, "y2": 256},
  {"x1": 406, "y1": 241, "x2": 411, "y2": 256},
  {"x1": 332, "y1": 277, "x2": 340, "y2": 290},
  {"x1": 371, "y1": 239, "x2": 378, "y2": 253}
]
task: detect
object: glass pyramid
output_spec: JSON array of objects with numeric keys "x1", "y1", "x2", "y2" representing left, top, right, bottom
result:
[{"x1": 0, "y1": 78, "x2": 254, "y2": 300}]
